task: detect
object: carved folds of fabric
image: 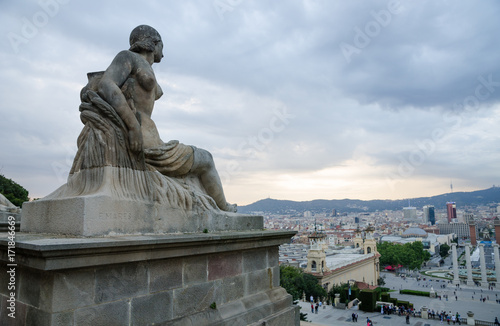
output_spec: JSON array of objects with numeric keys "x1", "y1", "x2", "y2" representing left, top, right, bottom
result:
[{"x1": 56, "y1": 73, "x2": 217, "y2": 211}]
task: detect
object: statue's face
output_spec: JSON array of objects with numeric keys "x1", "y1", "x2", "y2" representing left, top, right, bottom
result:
[{"x1": 154, "y1": 39, "x2": 164, "y2": 63}]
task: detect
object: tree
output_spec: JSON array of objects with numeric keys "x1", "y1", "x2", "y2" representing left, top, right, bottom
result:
[
  {"x1": 0, "y1": 174, "x2": 29, "y2": 207},
  {"x1": 279, "y1": 265, "x2": 327, "y2": 302},
  {"x1": 440, "y1": 243, "x2": 450, "y2": 258},
  {"x1": 328, "y1": 282, "x2": 358, "y2": 304},
  {"x1": 378, "y1": 241, "x2": 430, "y2": 271},
  {"x1": 280, "y1": 265, "x2": 304, "y2": 301}
]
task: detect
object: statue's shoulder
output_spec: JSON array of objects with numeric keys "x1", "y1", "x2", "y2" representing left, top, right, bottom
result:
[{"x1": 111, "y1": 50, "x2": 139, "y2": 65}]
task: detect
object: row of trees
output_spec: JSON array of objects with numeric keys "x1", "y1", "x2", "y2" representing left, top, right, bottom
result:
[
  {"x1": 280, "y1": 265, "x2": 365, "y2": 305},
  {"x1": 377, "y1": 241, "x2": 431, "y2": 270},
  {"x1": 0, "y1": 174, "x2": 29, "y2": 207},
  {"x1": 279, "y1": 265, "x2": 326, "y2": 301}
]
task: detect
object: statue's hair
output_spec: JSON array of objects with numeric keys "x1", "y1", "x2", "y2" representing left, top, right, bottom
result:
[{"x1": 129, "y1": 25, "x2": 161, "y2": 53}]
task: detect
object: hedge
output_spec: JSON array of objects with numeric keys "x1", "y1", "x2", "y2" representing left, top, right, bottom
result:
[
  {"x1": 359, "y1": 290, "x2": 377, "y2": 312},
  {"x1": 399, "y1": 289, "x2": 430, "y2": 297},
  {"x1": 380, "y1": 293, "x2": 390, "y2": 302},
  {"x1": 396, "y1": 300, "x2": 410, "y2": 308}
]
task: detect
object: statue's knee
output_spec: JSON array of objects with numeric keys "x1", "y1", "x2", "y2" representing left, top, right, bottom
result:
[{"x1": 193, "y1": 148, "x2": 215, "y2": 172}]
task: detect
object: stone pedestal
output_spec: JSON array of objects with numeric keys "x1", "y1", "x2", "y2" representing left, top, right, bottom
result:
[
  {"x1": 21, "y1": 193, "x2": 263, "y2": 236},
  {"x1": 421, "y1": 306, "x2": 428, "y2": 319},
  {"x1": 0, "y1": 211, "x2": 21, "y2": 232},
  {"x1": 467, "y1": 311, "x2": 475, "y2": 325},
  {"x1": 0, "y1": 231, "x2": 299, "y2": 326},
  {"x1": 465, "y1": 244, "x2": 474, "y2": 286}
]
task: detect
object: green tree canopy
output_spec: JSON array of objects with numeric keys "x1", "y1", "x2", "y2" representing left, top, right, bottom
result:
[
  {"x1": 0, "y1": 174, "x2": 29, "y2": 207},
  {"x1": 378, "y1": 241, "x2": 430, "y2": 270},
  {"x1": 279, "y1": 265, "x2": 327, "y2": 301},
  {"x1": 328, "y1": 282, "x2": 359, "y2": 303},
  {"x1": 439, "y1": 243, "x2": 450, "y2": 258}
]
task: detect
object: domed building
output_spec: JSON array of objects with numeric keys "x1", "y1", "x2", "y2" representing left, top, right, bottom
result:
[{"x1": 402, "y1": 227, "x2": 428, "y2": 238}]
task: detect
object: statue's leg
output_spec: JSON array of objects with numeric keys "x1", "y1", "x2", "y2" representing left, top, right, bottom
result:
[{"x1": 190, "y1": 148, "x2": 236, "y2": 212}]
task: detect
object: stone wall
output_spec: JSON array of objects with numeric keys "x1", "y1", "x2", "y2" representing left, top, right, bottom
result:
[{"x1": 0, "y1": 231, "x2": 299, "y2": 326}]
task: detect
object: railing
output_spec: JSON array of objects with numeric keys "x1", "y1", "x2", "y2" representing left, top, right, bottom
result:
[
  {"x1": 474, "y1": 320, "x2": 495, "y2": 326},
  {"x1": 417, "y1": 315, "x2": 494, "y2": 326}
]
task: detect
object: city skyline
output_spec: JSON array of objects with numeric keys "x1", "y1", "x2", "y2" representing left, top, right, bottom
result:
[{"x1": 1, "y1": 1, "x2": 499, "y2": 205}]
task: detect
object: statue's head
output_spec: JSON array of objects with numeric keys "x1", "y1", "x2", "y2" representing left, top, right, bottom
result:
[{"x1": 129, "y1": 25, "x2": 162, "y2": 53}]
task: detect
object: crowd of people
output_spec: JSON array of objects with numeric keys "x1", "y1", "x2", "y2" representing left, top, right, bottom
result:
[{"x1": 425, "y1": 310, "x2": 461, "y2": 325}]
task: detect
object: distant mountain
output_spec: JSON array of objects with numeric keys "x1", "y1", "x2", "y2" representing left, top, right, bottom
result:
[{"x1": 238, "y1": 187, "x2": 500, "y2": 214}]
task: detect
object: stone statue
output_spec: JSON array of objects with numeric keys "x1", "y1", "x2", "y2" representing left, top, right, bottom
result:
[
  {"x1": 48, "y1": 25, "x2": 236, "y2": 213},
  {"x1": 0, "y1": 192, "x2": 19, "y2": 213}
]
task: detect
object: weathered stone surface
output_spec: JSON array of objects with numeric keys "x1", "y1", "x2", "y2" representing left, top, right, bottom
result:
[
  {"x1": 245, "y1": 269, "x2": 271, "y2": 295},
  {"x1": 249, "y1": 305, "x2": 300, "y2": 326},
  {"x1": 267, "y1": 287, "x2": 293, "y2": 313},
  {"x1": 74, "y1": 300, "x2": 129, "y2": 326},
  {"x1": 217, "y1": 299, "x2": 247, "y2": 320},
  {"x1": 150, "y1": 258, "x2": 183, "y2": 292},
  {"x1": 183, "y1": 256, "x2": 207, "y2": 285},
  {"x1": 18, "y1": 267, "x2": 43, "y2": 308},
  {"x1": 0, "y1": 230, "x2": 299, "y2": 326},
  {"x1": 2, "y1": 231, "x2": 293, "y2": 271},
  {"x1": 173, "y1": 282, "x2": 218, "y2": 318},
  {"x1": 0, "y1": 212, "x2": 21, "y2": 232},
  {"x1": 271, "y1": 265, "x2": 280, "y2": 288},
  {"x1": 26, "y1": 306, "x2": 51, "y2": 326},
  {"x1": 25, "y1": 306, "x2": 73, "y2": 326},
  {"x1": 243, "y1": 248, "x2": 268, "y2": 273},
  {"x1": 0, "y1": 192, "x2": 18, "y2": 212},
  {"x1": 220, "y1": 274, "x2": 245, "y2": 303},
  {"x1": 268, "y1": 246, "x2": 279, "y2": 268},
  {"x1": 208, "y1": 252, "x2": 242, "y2": 281},
  {"x1": 131, "y1": 291, "x2": 173, "y2": 325},
  {"x1": 41, "y1": 269, "x2": 95, "y2": 312},
  {"x1": 22, "y1": 193, "x2": 263, "y2": 236},
  {"x1": 95, "y1": 262, "x2": 148, "y2": 303},
  {"x1": 0, "y1": 264, "x2": 9, "y2": 296},
  {"x1": 1, "y1": 295, "x2": 27, "y2": 326}
]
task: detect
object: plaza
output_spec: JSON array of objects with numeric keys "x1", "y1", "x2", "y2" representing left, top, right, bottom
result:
[{"x1": 299, "y1": 271, "x2": 500, "y2": 326}]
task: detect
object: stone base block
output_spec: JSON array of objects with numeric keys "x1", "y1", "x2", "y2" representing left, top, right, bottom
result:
[
  {"x1": 0, "y1": 212, "x2": 21, "y2": 232},
  {"x1": 21, "y1": 195, "x2": 262, "y2": 236},
  {"x1": 0, "y1": 230, "x2": 298, "y2": 326}
]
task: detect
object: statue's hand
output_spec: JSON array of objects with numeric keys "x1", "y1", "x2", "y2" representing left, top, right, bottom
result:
[{"x1": 128, "y1": 128, "x2": 143, "y2": 153}]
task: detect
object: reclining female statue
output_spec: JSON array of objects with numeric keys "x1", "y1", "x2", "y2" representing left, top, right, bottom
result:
[{"x1": 72, "y1": 25, "x2": 236, "y2": 212}]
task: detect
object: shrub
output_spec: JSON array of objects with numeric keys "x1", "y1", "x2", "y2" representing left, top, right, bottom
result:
[
  {"x1": 397, "y1": 300, "x2": 410, "y2": 309},
  {"x1": 399, "y1": 289, "x2": 430, "y2": 297},
  {"x1": 358, "y1": 290, "x2": 377, "y2": 312}
]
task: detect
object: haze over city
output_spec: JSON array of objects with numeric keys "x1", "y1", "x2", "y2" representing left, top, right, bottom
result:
[{"x1": 1, "y1": 1, "x2": 499, "y2": 205}]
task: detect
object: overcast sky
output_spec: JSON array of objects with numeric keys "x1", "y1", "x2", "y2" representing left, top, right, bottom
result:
[{"x1": 1, "y1": 0, "x2": 499, "y2": 206}]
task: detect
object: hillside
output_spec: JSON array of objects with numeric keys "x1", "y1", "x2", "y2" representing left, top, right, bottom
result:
[{"x1": 238, "y1": 187, "x2": 500, "y2": 214}]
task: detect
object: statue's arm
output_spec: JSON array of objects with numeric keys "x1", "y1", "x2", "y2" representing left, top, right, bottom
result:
[{"x1": 97, "y1": 50, "x2": 142, "y2": 152}]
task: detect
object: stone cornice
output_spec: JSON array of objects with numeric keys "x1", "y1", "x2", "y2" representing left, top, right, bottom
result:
[{"x1": 0, "y1": 230, "x2": 296, "y2": 271}]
